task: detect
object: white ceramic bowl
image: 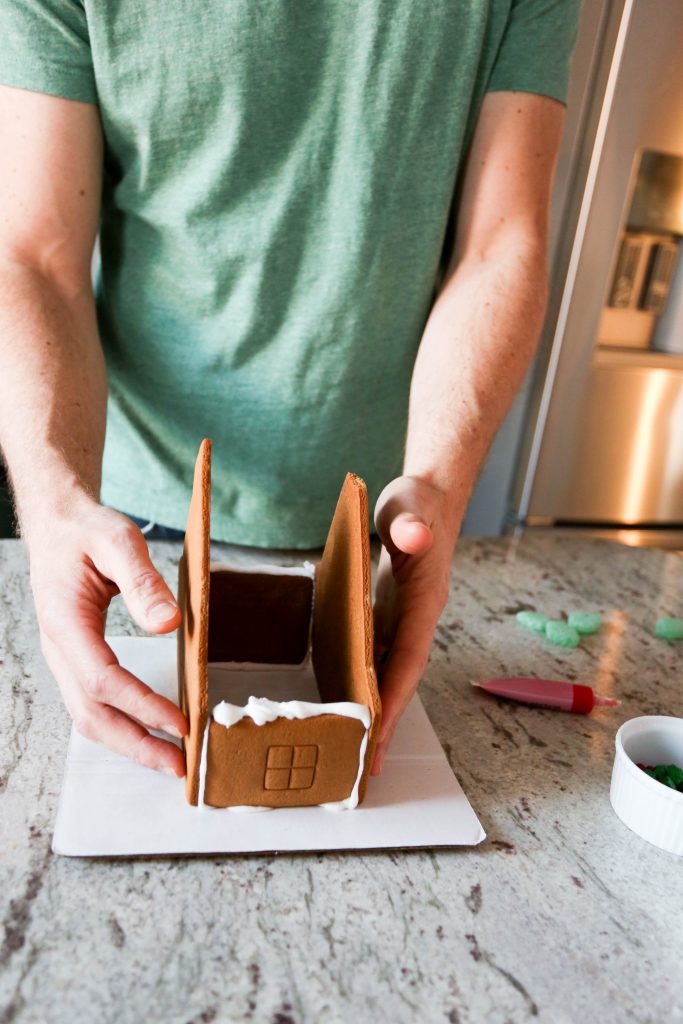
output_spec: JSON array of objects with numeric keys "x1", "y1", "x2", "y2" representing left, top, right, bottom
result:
[{"x1": 610, "y1": 715, "x2": 683, "y2": 855}]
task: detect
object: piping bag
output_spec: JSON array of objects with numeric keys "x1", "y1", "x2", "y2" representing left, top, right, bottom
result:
[{"x1": 471, "y1": 677, "x2": 620, "y2": 714}]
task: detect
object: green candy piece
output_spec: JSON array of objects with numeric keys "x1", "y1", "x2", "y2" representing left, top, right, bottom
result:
[
  {"x1": 642, "y1": 763, "x2": 683, "y2": 792},
  {"x1": 567, "y1": 611, "x2": 602, "y2": 635},
  {"x1": 655, "y1": 617, "x2": 683, "y2": 641},
  {"x1": 515, "y1": 610, "x2": 547, "y2": 633},
  {"x1": 544, "y1": 620, "x2": 581, "y2": 648}
]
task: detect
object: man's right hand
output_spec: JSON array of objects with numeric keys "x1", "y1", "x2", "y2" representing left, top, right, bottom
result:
[
  {"x1": 27, "y1": 494, "x2": 187, "y2": 777},
  {"x1": 0, "y1": 88, "x2": 186, "y2": 772}
]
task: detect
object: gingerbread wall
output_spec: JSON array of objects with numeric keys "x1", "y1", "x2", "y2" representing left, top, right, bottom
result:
[{"x1": 203, "y1": 714, "x2": 365, "y2": 808}]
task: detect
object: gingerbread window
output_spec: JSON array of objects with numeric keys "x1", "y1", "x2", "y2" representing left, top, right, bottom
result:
[{"x1": 264, "y1": 745, "x2": 319, "y2": 790}]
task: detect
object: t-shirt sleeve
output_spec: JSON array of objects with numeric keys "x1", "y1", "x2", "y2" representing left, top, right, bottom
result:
[
  {"x1": 486, "y1": 0, "x2": 583, "y2": 105},
  {"x1": 0, "y1": 0, "x2": 96, "y2": 104}
]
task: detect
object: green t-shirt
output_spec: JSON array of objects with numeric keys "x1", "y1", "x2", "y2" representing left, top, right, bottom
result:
[{"x1": 0, "y1": 0, "x2": 580, "y2": 547}]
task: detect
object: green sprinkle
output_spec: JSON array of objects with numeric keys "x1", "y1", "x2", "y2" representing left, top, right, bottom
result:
[
  {"x1": 544, "y1": 621, "x2": 581, "y2": 648},
  {"x1": 567, "y1": 611, "x2": 602, "y2": 635},
  {"x1": 655, "y1": 617, "x2": 683, "y2": 641},
  {"x1": 641, "y1": 763, "x2": 683, "y2": 792},
  {"x1": 515, "y1": 610, "x2": 547, "y2": 633}
]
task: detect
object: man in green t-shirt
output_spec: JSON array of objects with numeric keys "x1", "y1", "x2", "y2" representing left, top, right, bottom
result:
[{"x1": 0, "y1": 2, "x2": 580, "y2": 778}]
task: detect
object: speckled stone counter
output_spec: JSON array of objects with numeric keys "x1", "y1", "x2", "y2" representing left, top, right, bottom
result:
[{"x1": 1, "y1": 535, "x2": 682, "y2": 1024}]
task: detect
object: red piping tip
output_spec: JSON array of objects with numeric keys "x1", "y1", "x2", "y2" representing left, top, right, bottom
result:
[{"x1": 593, "y1": 694, "x2": 620, "y2": 708}]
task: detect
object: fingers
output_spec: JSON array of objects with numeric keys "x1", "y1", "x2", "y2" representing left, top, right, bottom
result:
[
  {"x1": 90, "y1": 519, "x2": 181, "y2": 634},
  {"x1": 81, "y1": 700, "x2": 186, "y2": 778},
  {"x1": 372, "y1": 477, "x2": 457, "y2": 776},
  {"x1": 371, "y1": 593, "x2": 443, "y2": 776},
  {"x1": 30, "y1": 503, "x2": 187, "y2": 776},
  {"x1": 374, "y1": 475, "x2": 442, "y2": 557},
  {"x1": 373, "y1": 547, "x2": 395, "y2": 663},
  {"x1": 42, "y1": 627, "x2": 188, "y2": 777},
  {"x1": 79, "y1": 655, "x2": 189, "y2": 738},
  {"x1": 389, "y1": 512, "x2": 433, "y2": 556}
]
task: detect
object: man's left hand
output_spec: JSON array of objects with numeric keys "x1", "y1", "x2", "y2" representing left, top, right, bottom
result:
[{"x1": 371, "y1": 475, "x2": 459, "y2": 774}]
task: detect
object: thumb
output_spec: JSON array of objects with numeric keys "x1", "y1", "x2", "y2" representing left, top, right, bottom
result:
[
  {"x1": 389, "y1": 510, "x2": 433, "y2": 556},
  {"x1": 92, "y1": 520, "x2": 182, "y2": 634},
  {"x1": 374, "y1": 476, "x2": 438, "y2": 557}
]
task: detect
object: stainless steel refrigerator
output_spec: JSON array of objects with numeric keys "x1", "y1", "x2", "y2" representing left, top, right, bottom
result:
[{"x1": 508, "y1": 0, "x2": 683, "y2": 548}]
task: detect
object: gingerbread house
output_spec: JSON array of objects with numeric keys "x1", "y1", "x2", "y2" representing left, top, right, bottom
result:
[{"x1": 177, "y1": 439, "x2": 381, "y2": 809}]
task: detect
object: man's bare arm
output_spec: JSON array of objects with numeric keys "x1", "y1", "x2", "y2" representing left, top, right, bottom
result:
[
  {"x1": 0, "y1": 85, "x2": 187, "y2": 774},
  {"x1": 0, "y1": 86, "x2": 106, "y2": 519},
  {"x1": 402, "y1": 91, "x2": 563, "y2": 517},
  {"x1": 372, "y1": 92, "x2": 564, "y2": 769}
]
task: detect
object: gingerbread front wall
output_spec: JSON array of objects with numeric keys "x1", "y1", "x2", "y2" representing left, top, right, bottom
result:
[{"x1": 203, "y1": 714, "x2": 366, "y2": 808}]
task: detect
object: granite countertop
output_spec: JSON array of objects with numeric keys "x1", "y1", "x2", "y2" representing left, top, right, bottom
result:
[{"x1": 1, "y1": 534, "x2": 682, "y2": 1024}]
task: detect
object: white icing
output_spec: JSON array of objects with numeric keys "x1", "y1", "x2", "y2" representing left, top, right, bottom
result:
[
  {"x1": 225, "y1": 805, "x2": 273, "y2": 814},
  {"x1": 320, "y1": 726, "x2": 370, "y2": 812},
  {"x1": 210, "y1": 560, "x2": 316, "y2": 578},
  {"x1": 197, "y1": 718, "x2": 210, "y2": 809},
  {"x1": 212, "y1": 695, "x2": 371, "y2": 729}
]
